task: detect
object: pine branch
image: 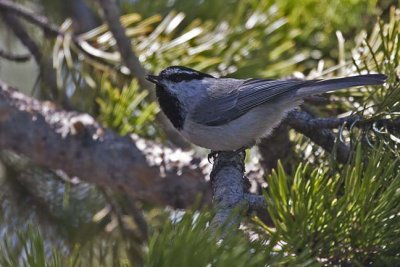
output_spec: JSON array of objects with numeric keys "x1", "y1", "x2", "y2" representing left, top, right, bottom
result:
[
  {"x1": 285, "y1": 110, "x2": 400, "y2": 163},
  {"x1": 209, "y1": 151, "x2": 247, "y2": 233},
  {"x1": 287, "y1": 110, "x2": 400, "y2": 132},
  {"x1": 0, "y1": 80, "x2": 210, "y2": 208},
  {"x1": 209, "y1": 152, "x2": 271, "y2": 233},
  {"x1": 286, "y1": 110, "x2": 352, "y2": 163}
]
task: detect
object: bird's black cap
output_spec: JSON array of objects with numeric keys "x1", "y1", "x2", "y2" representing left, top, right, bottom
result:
[{"x1": 147, "y1": 66, "x2": 214, "y2": 84}]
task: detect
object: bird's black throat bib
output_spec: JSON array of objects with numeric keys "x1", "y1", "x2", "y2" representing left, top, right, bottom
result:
[{"x1": 156, "y1": 85, "x2": 185, "y2": 130}]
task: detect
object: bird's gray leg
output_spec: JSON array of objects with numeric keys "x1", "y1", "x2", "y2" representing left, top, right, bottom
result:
[
  {"x1": 208, "y1": 141, "x2": 255, "y2": 163},
  {"x1": 235, "y1": 147, "x2": 247, "y2": 155},
  {"x1": 235, "y1": 140, "x2": 256, "y2": 155}
]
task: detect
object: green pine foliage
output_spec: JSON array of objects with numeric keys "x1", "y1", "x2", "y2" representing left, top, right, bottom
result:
[
  {"x1": 260, "y1": 145, "x2": 400, "y2": 265},
  {"x1": 0, "y1": 227, "x2": 79, "y2": 267},
  {"x1": 96, "y1": 77, "x2": 159, "y2": 137},
  {"x1": 352, "y1": 7, "x2": 400, "y2": 115},
  {"x1": 145, "y1": 212, "x2": 268, "y2": 267}
]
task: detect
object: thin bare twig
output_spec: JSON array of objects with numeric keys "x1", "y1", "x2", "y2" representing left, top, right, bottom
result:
[
  {"x1": 0, "y1": 0, "x2": 61, "y2": 37},
  {"x1": 0, "y1": 8, "x2": 59, "y2": 99},
  {"x1": 119, "y1": 194, "x2": 149, "y2": 242},
  {"x1": 0, "y1": 48, "x2": 30, "y2": 62},
  {"x1": 96, "y1": 0, "x2": 190, "y2": 149},
  {"x1": 96, "y1": 0, "x2": 148, "y2": 87},
  {"x1": 1, "y1": 12, "x2": 42, "y2": 64}
]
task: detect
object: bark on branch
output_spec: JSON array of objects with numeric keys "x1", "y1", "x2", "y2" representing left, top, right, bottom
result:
[
  {"x1": 210, "y1": 151, "x2": 247, "y2": 232},
  {"x1": 209, "y1": 151, "x2": 272, "y2": 232}
]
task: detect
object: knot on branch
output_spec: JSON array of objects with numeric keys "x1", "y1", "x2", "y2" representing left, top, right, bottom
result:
[{"x1": 210, "y1": 151, "x2": 246, "y2": 183}]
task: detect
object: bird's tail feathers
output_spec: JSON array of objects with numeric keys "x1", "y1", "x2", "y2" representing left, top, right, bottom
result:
[{"x1": 295, "y1": 74, "x2": 386, "y2": 98}]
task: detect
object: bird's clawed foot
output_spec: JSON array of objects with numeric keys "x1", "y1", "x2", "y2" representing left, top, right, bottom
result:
[
  {"x1": 235, "y1": 146, "x2": 247, "y2": 156},
  {"x1": 207, "y1": 147, "x2": 247, "y2": 163},
  {"x1": 208, "y1": 151, "x2": 221, "y2": 163}
]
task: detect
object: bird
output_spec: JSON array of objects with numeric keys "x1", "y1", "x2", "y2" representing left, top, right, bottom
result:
[{"x1": 146, "y1": 66, "x2": 386, "y2": 153}]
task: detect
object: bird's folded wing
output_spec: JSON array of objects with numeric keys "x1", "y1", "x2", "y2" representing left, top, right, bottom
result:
[{"x1": 190, "y1": 78, "x2": 311, "y2": 126}]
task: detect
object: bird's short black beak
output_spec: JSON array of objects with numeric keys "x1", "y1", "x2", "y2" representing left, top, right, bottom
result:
[{"x1": 146, "y1": 74, "x2": 161, "y2": 85}]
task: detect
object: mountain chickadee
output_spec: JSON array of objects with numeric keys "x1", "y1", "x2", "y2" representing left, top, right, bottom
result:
[{"x1": 146, "y1": 66, "x2": 386, "y2": 152}]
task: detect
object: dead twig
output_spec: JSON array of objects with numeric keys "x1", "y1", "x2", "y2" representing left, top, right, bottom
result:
[
  {"x1": 96, "y1": 0, "x2": 190, "y2": 149},
  {"x1": 0, "y1": 0, "x2": 61, "y2": 37},
  {"x1": 0, "y1": 48, "x2": 30, "y2": 62}
]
